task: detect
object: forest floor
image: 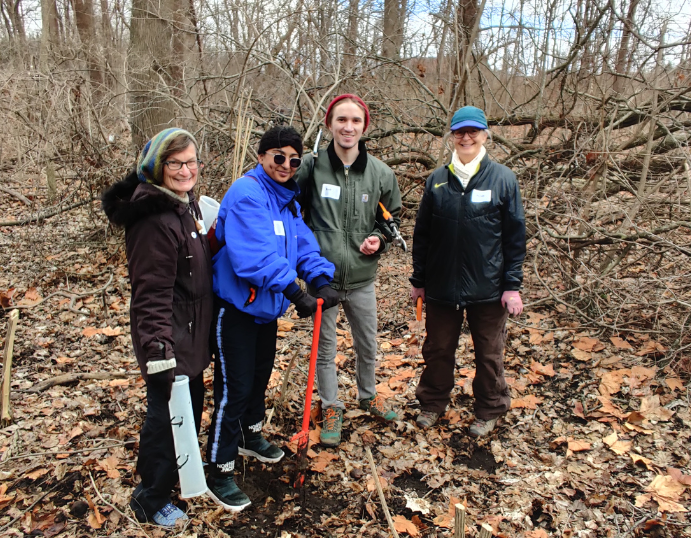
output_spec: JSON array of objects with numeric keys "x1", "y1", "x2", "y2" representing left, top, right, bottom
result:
[{"x1": 0, "y1": 190, "x2": 690, "y2": 538}]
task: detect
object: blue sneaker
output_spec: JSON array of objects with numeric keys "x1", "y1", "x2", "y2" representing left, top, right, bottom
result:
[{"x1": 152, "y1": 503, "x2": 188, "y2": 527}]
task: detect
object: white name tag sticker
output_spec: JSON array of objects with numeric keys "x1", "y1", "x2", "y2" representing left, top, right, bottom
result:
[
  {"x1": 321, "y1": 184, "x2": 341, "y2": 200},
  {"x1": 471, "y1": 189, "x2": 492, "y2": 203},
  {"x1": 274, "y1": 220, "x2": 285, "y2": 236}
]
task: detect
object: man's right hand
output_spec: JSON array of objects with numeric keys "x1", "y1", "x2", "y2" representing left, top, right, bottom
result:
[{"x1": 410, "y1": 286, "x2": 425, "y2": 303}]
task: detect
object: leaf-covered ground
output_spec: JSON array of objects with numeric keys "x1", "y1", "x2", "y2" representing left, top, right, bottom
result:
[{"x1": 0, "y1": 195, "x2": 690, "y2": 537}]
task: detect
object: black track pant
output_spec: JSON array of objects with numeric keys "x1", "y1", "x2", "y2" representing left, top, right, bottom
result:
[{"x1": 206, "y1": 298, "x2": 277, "y2": 467}]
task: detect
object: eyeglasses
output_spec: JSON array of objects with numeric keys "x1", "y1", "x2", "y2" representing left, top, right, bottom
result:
[
  {"x1": 267, "y1": 152, "x2": 302, "y2": 168},
  {"x1": 452, "y1": 129, "x2": 483, "y2": 139},
  {"x1": 164, "y1": 160, "x2": 203, "y2": 171}
]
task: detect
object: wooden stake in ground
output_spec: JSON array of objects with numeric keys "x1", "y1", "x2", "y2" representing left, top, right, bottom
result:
[
  {"x1": 1, "y1": 309, "x2": 19, "y2": 425},
  {"x1": 365, "y1": 446, "x2": 400, "y2": 538},
  {"x1": 454, "y1": 503, "x2": 466, "y2": 538},
  {"x1": 479, "y1": 522, "x2": 493, "y2": 537}
]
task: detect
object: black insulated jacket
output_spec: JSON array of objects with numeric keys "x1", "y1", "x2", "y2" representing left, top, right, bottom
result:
[{"x1": 410, "y1": 155, "x2": 526, "y2": 309}]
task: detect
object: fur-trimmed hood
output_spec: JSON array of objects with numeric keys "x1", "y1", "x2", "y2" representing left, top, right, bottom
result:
[{"x1": 101, "y1": 170, "x2": 196, "y2": 227}]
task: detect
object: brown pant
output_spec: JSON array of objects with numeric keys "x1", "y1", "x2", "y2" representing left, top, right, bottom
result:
[{"x1": 416, "y1": 301, "x2": 510, "y2": 420}]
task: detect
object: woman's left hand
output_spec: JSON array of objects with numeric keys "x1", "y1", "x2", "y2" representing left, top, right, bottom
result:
[{"x1": 501, "y1": 291, "x2": 523, "y2": 316}]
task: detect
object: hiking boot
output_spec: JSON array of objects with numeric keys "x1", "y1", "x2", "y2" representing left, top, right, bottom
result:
[
  {"x1": 359, "y1": 394, "x2": 398, "y2": 422},
  {"x1": 239, "y1": 431, "x2": 284, "y2": 463},
  {"x1": 207, "y1": 470, "x2": 251, "y2": 512},
  {"x1": 416, "y1": 409, "x2": 440, "y2": 429},
  {"x1": 469, "y1": 417, "x2": 498, "y2": 437},
  {"x1": 151, "y1": 503, "x2": 188, "y2": 527},
  {"x1": 320, "y1": 407, "x2": 343, "y2": 447}
]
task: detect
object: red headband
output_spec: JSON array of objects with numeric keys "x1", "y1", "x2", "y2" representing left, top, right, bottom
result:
[{"x1": 325, "y1": 94, "x2": 370, "y2": 131}]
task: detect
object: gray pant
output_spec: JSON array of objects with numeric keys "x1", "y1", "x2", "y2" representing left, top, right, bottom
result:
[{"x1": 313, "y1": 282, "x2": 378, "y2": 410}]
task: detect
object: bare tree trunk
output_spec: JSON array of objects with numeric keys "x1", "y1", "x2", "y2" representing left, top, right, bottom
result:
[
  {"x1": 613, "y1": 0, "x2": 640, "y2": 95},
  {"x1": 128, "y1": 0, "x2": 189, "y2": 146},
  {"x1": 39, "y1": 0, "x2": 60, "y2": 72},
  {"x1": 382, "y1": 0, "x2": 405, "y2": 59},
  {"x1": 344, "y1": 0, "x2": 359, "y2": 70},
  {"x1": 71, "y1": 0, "x2": 104, "y2": 97}
]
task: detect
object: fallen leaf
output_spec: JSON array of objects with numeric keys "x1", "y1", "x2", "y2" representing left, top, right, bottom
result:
[
  {"x1": 647, "y1": 475, "x2": 685, "y2": 500},
  {"x1": 571, "y1": 348, "x2": 592, "y2": 361},
  {"x1": 511, "y1": 394, "x2": 543, "y2": 409},
  {"x1": 82, "y1": 327, "x2": 100, "y2": 337},
  {"x1": 530, "y1": 360, "x2": 555, "y2": 377},
  {"x1": 573, "y1": 336, "x2": 605, "y2": 352},
  {"x1": 667, "y1": 467, "x2": 691, "y2": 486},
  {"x1": 526, "y1": 530, "x2": 549, "y2": 538},
  {"x1": 610, "y1": 336, "x2": 633, "y2": 350},
  {"x1": 310, "y1": 451, "x2": 338, "y2": 473},
  {"x1": 24, "y1": 288, "x2": 41, "y2": 301},
  {"x1": 0, "y1": 288, "x2": 16, "y2": 308},
  {"x1": 393, "y1": 515, "x2": 419, "y2": 537},
  {"x1": 639, "y1": 395, "x2": 674, "y2": 422},
  {"x1": 631, "y1": 454, "x2": 655, "y2": 471},
  {"x1": 567, "y1": 440, "x2": 591, "y2": 452},
  {"x1": 665, "y1": 378, "x2": 685, "y2": 392},
  {"x1": 603, "y1": 432, "x2": 632, "y2": 455},
  {"x1": 277, "y1": 319, "x2": 294, "y2": 332},
  {"x1": 101, "y1": 326, "x2": 122, "y2": 336},
  {"x1": 26, "y1": 468, "x2": 49, "y2": 480},
  {"x1": 404, "y1": 493, "x2": 431, "y2": 514},
  {"x1": 635, "y1": 340, "x2": 667, "y2": 356}
]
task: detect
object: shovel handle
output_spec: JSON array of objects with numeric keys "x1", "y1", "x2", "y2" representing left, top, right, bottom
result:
[
  {"x1": 298, "y1": 299, "x2": 323, "y2": 436},
  {"x1": 416, "y1": 297, "x2": 422, "y2": 321}
]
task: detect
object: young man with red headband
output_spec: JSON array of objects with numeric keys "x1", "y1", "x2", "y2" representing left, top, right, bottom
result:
[{"x1": 296, "y1": 94, "x2": 402, "y2": 447}]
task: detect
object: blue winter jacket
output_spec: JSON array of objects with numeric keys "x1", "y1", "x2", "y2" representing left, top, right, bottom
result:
[{"x1": 213, "y1": 164, "x2": 335, "y2": 323}]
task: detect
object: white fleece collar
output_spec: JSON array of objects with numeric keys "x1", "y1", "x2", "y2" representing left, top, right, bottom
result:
[{"x1": 451, "y1": 146, "x2": 486, "y2": 188}]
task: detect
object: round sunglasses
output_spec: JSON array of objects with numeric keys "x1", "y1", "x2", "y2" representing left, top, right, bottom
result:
[{"x1": 266, "y1": 152, "x2": 302, "y2": 168}]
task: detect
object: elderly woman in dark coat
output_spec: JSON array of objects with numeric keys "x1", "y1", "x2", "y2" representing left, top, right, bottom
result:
[
  {"x1": 102, "y1": 128, "x2": 213, "y2": 527},
  {"x1": 410, "y1": 107, "x2": 526, "y2": 437}
]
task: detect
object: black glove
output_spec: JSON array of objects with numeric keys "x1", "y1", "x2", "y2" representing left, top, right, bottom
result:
[
  {"x1": 148, "y1": 368, "x2": 175, "y2": 401},
  {"x1": 316, "y1": 284, "x2": 339, "y2": 310},
  {"x1": 286, "y1": 288, "x2": 318, "y2": 318}
]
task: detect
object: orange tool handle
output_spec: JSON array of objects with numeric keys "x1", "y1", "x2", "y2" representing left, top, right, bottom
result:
[
  {"x1": 378, "y1": 202, "x2": 392, "y2": 221},
  {"x1": 298, "y1": 298, "x2": 323, "y2": 436},
  {"x1": 416, "y1": 297, "x2": 422, "y2": 321}
]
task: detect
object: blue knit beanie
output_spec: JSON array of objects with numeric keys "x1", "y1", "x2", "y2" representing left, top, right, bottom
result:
[{"x1": 137, "y1": 128, "x2": 198, "y2": 184}]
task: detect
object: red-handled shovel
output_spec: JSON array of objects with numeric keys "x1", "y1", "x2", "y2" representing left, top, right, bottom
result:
[{"x1": 292, "y1": 298, "x2": 323, "y2": 489}]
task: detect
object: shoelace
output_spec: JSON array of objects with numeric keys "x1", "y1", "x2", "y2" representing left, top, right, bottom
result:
[
  {"x1": 370, "y1": 395, "x2": 386, "y2": 413},
  {"x1": 323, "y1": 409, "x2": 340, "y2": 430}
]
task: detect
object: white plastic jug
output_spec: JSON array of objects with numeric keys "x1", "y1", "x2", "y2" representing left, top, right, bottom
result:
[
  {"x1": 169, "y1": 375, "x2": 207, "y2": 498},
  {"x1": 199, "y1": 196, "x2": 220, "y2": 233}
]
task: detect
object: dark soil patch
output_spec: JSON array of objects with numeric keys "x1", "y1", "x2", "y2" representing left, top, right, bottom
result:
[
  {"x1": 221, "y1": 463, "x2": 350, "y2": 537},
  {"x1": 453, "y1": 444, "x2": 498, "y2": 474},
  {"x1": 393, "y1": 468, "x2": 429, "y2": 495}
]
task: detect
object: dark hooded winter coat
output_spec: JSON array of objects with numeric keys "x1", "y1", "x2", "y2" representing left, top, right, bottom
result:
[{"x1": 101, "y1": 171, "x2": 213, "y2": 381}]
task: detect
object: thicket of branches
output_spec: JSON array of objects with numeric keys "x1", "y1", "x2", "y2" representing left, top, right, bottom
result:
[{"x1": 1, "y1": 0, "x2": 690, "y2": 364}]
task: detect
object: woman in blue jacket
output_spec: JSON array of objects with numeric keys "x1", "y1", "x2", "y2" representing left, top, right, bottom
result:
[{"x1": 206, "y1": 126, "x2": 338, "y2": 512}]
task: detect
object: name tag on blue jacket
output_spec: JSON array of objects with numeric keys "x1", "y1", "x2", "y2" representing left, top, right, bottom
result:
[
  {"x1": 471, "y1": 189, "x2": 491, "y2": 203},
  {"x1": 274, "y1": 221, "x2": 285, "y2": 235}
]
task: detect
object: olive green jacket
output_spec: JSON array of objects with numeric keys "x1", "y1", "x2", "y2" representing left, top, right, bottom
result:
[{"x1": 295, "y1": 140, "x2": 402, "y2": 290}]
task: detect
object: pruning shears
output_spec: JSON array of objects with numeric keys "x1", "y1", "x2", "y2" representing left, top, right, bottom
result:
[{"x1": 376, "y1": 202, "x2": 407, "y2": 252}]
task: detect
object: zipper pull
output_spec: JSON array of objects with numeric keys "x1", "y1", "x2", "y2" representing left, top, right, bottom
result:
[{"x1": 188, "y1": 321, "x2": 193, "y2": 333}]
